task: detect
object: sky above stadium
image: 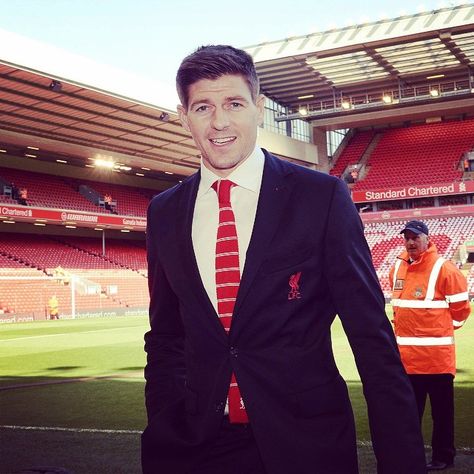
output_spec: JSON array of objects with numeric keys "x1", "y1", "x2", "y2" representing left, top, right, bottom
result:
[{"x1": 1, "y1": 0, "x2": 469, "y2": 89}]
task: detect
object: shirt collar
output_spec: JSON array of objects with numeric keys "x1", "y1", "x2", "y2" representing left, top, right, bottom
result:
[{"x1": 197, "y1": 146, "x2": 265, "y2": 198}]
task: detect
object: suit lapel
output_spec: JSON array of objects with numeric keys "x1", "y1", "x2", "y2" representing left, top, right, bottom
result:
[
  {"x1": 175, "y1": 173, "x2": 200, "y2": 289},
  {"x1": 233, "y1": 153, "x2": 294, "y2": 319},
  {"x1": 175, "y1": 173, "x2": 226, "y2": 334},
  {"x1": 174, "y1": 153, "x2": 294, "y2": 337}
]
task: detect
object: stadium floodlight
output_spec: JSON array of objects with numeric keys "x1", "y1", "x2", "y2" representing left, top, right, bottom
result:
[
  {"x1": 430, "y1": 88, "x2": 440, "y2": 97},
  {"x1": 95, "y1": 157, "x2": 115, "y2": 168},
  {"x1": 298, "y1": 106, "x2": 308, "y2": 116},
  {"x1": 341, "y1": 100, "x2": 351, "y2": 110},
  {"x1": 114, "y1": 164, "x2": 132, "y2": 171}
]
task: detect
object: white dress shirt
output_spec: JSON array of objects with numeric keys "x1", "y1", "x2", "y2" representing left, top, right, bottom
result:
[{"x1": 192, "y1": 146, "x2": 265, "y2": 313}]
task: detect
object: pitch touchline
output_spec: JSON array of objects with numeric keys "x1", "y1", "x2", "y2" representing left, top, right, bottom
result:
[
  {"x1": 0, "y1": 425, "x2": 142, "y2": 434},
  {"x1": 0, "y1": 425, "x2": 472, "y2": 452},
  {"x1": 2, "y1": 326, "x2": 141, "y2": 342}
]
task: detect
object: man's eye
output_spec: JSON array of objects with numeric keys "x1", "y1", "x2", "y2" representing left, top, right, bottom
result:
[
  {"x1": 195, "y1": 105, "x2": 209, "y2": 112},
  {"x1": 230, "y1": 102, "x2": 243, "y2": 109}
]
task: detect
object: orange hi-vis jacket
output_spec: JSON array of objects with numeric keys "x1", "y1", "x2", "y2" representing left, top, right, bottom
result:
[{"x1": 389, "y1": 242, "x2": 470, "y2": 375}]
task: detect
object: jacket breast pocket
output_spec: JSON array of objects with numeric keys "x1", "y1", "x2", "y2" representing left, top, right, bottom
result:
[{"x1": 261, "y1": 245, "x2": 315, "y2": 275}]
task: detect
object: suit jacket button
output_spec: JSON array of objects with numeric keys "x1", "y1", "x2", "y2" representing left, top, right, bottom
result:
[{"x1": 230, "y1": 347, "x2": 238, "y2": 357}]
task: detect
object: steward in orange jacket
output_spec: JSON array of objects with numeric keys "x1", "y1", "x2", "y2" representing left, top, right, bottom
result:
[
  {"x1": 389, "y1": 243, "x2": 469, "y2": 375},
  {"x1": 389, "y1": 220, "x2": 470, "y2": 471}
]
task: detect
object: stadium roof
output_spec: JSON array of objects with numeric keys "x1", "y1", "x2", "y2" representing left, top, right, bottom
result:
[
  {"x1": 0, "y1": 28, "x2": 199, "y2": 180},
  {"x1": 1, "y1": 5, "x2": 474, "y2": 178},
  {"x1": 245, "y1": 4, "x2": 474, "y2": 127}
]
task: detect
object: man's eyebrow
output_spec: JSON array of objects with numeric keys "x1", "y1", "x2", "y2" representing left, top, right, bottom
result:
[
  {"x1": 189, "y1": 98, "x2": 212, "y2": 109},
  {"x1": 189, "y1": 95, "x2": 250, "y2": 109},
  {"x1": 226, "y1": 95, "x2": 249, "y2": 103}
]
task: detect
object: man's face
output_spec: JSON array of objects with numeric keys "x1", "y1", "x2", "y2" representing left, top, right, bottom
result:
[
  {"x1": 403, "y1": 230, "x2": 429, "y2": 261},
  {"x1": 178, "y1": 74, "x2": 264, "y2": 177}
]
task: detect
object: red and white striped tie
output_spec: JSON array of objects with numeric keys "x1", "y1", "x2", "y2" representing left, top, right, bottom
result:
[{"x1": 213, "y1": 179, "x2": 249, "y2": 423}]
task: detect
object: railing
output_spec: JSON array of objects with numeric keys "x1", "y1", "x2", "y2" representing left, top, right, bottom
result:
[{"x1": 277, "y1": 79, "x2": 473, "y2": 121}]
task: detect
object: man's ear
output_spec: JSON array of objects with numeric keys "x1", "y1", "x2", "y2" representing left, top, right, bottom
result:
[{"x1": 177, "y1": 104, "x2": 190, "y2": 132}]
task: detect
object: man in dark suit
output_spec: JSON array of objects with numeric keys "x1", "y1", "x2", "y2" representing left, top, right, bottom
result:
[{"x1": 142, "y1": 45, "x2": 426, "y2": 474}]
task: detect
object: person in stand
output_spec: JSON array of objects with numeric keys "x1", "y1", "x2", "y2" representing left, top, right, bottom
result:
[
  {"x1": 389, "y1": 220, "x2": 470, "y2": 471},
  {"x1": 142, "y1": 45, "x2": 426, "y2": 474},
  {"x1": 104, "y1": 193, "x2": 118, "y2": 214},
  {"x1": 11, "y1": 182, "x2": 19, "y2": 200},
  {"x1": 18, "y1": 187, "x2": 28, "y2": 205},
  {"x1": 48, "y1": 295, "x2": 60, "y2": 320},
  {"x1": 54, "y1": 266, "x2": 69, "y2": 285}
]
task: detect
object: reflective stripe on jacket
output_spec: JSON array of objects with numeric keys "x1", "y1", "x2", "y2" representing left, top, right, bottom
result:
[{"x1": 389, "y1": 242, "x2": 470, "y2": 375}]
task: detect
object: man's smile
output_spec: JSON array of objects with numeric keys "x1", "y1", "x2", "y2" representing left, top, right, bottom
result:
[{"x1": 209, "y1": 137, "x2": 236, "y2": 146}]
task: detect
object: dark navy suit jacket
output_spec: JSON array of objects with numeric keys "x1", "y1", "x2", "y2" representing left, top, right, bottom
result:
[{"x1": 142, "y1": 150, "x2": 426, "y2": 474}]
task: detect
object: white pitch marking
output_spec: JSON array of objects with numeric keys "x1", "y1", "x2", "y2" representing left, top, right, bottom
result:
[
  {"x1": 2, "y1": 326, "x2": 137, "y2": 342},
  {"x1": 0, "y1": 425, "x2": 141, "y2": 434}
]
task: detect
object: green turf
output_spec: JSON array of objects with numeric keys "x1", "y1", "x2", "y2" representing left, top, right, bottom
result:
[
  {"x1": 333, "y1": 305, "x2": 474, "y2": 449},
  {"x1": 1, "y1": 307, "x2": 473, "y2": 473},
  {"x1": 0, "y1": 317, "x2": 146, "y2": 384}
]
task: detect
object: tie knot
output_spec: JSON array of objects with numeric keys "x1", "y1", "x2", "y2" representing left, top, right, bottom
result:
[{"x1": 212, "y1": 179, "x2": 235, "y2": 205}]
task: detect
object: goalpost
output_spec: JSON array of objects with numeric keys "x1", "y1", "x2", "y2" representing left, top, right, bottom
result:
[
  {"x1": 0, "y1": 272, "x2": 149, "y2": 323},
  {"x1": 0, "y1": 274, "x2": 75, "y2": 322}
]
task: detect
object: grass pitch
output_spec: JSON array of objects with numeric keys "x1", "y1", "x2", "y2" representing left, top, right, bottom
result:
[{"x1": 1, "y1": 307, "x2": 473, "y2": 473}]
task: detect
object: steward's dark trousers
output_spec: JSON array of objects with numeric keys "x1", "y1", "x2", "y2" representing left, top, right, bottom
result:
[
  {"x1": 409, "y1": 374, "x2": 455, "y2": 464},
  {"x1": 188, "y1": 416, "x2": 267, "y2": 474}
]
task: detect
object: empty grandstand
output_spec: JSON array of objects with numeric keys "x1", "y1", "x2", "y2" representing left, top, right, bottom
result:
[{"x1": 0, "y1": 232, "x2": 148, "y2": 320}]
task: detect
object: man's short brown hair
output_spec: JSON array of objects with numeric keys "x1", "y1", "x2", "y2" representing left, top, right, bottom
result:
[{"x1": 176, "y1": 45, "x2": 260, "y2": 109}]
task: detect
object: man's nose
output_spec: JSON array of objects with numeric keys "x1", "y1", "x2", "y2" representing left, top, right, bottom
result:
[{"x1": 211, "y1": 107, "x2": 230, "y2": 130}]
